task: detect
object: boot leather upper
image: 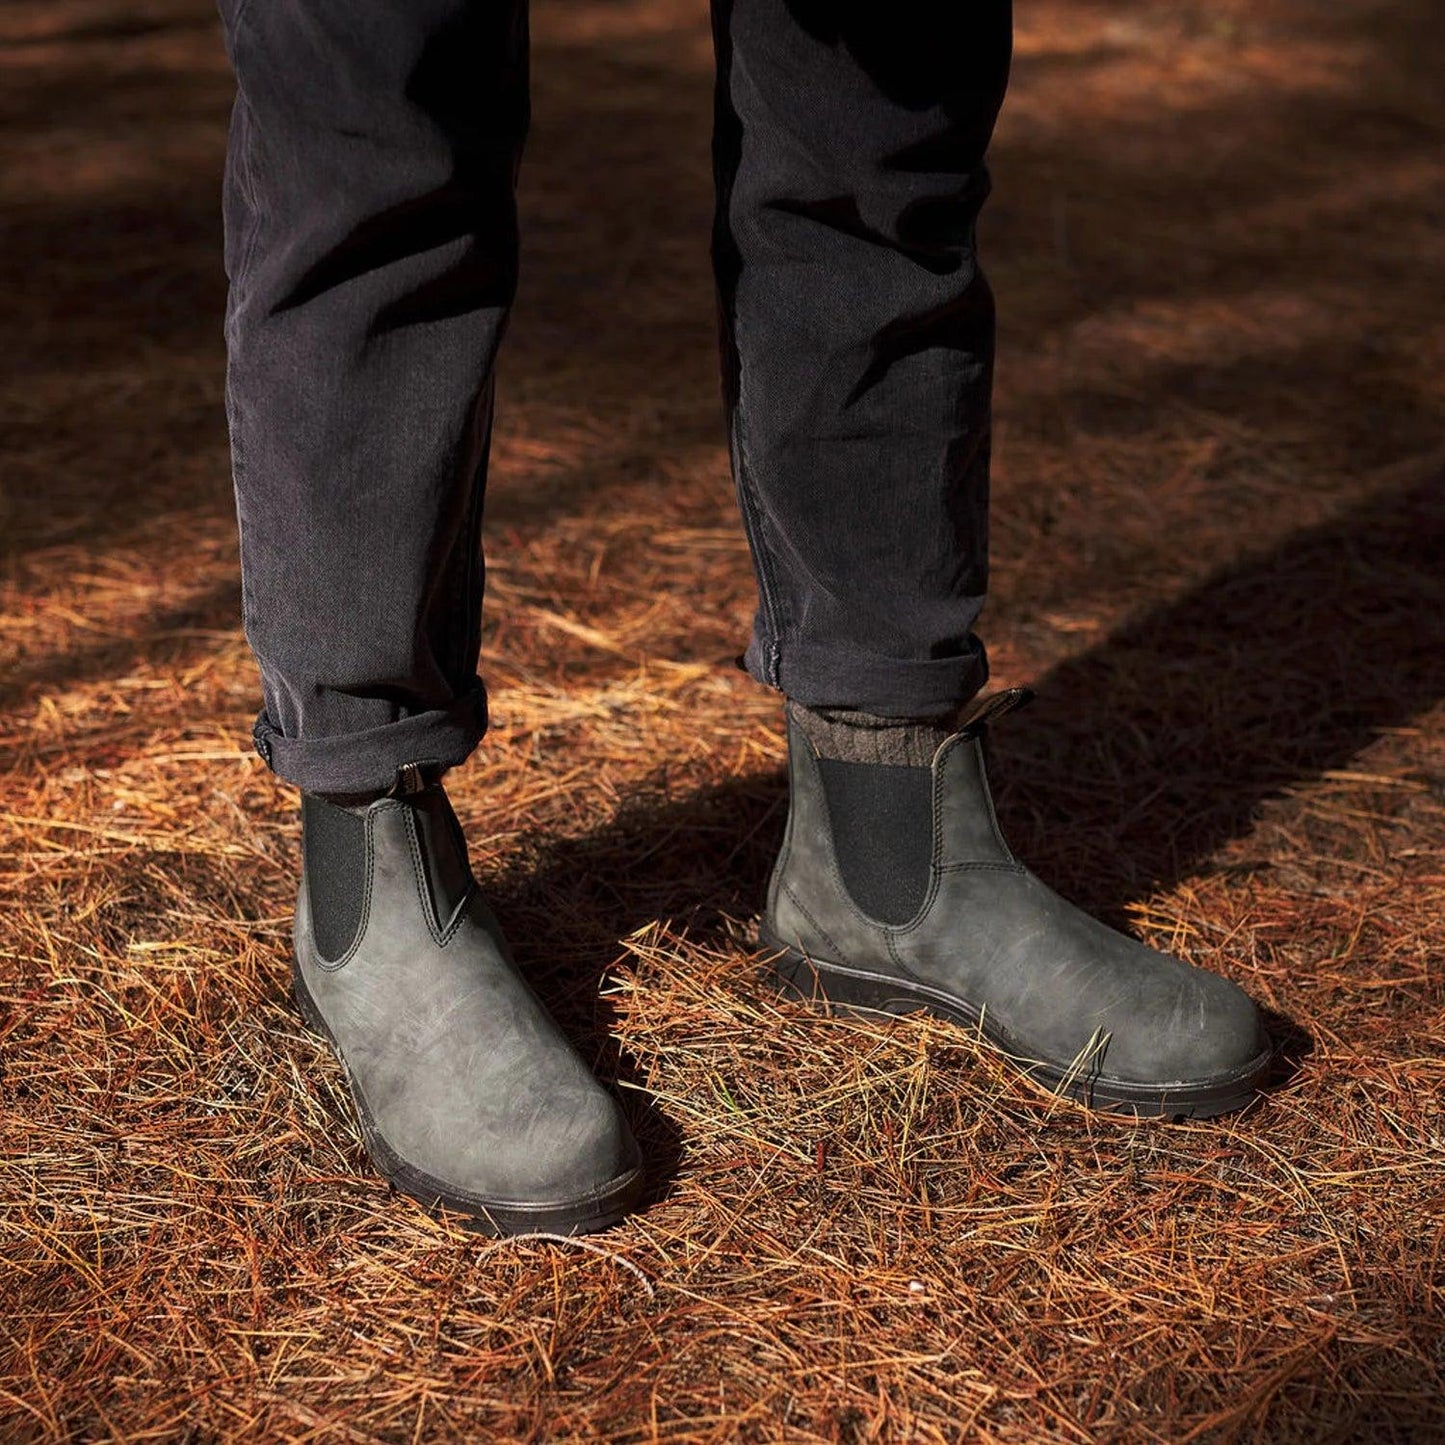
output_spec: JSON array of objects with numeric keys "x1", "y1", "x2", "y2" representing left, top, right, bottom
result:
[
  {"x1": 295, "y1": 792, "x2": 638, "y2": 1207},
  {"x1": 766, "y1": 720, "x2": 1268, "y2": 1087}
]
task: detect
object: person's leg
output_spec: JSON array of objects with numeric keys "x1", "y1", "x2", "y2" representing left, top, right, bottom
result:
[
  {"x1": 221, "y1": 0, "x2": 523, "y2": 797},
  {"x1": 713, "y1": 0, "x2": 1271, "y2": 1114},
  {"x1": 218, "y1": 0, "x2": 642, "y2": 1231},
  {"x1": 711, "y1": 0, "x2": 1009, "y2": 717}
]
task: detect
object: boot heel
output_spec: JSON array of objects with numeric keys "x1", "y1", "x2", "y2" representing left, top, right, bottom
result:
[
  {"x1": 757, "y1": 930, "x2": 956, "y2": 1021},
  {"x1": 758, "y1": 933, "x2": 829, "y2": 1004}
]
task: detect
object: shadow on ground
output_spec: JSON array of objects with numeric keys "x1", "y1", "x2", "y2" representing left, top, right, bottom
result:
[
  {"x1": 492, "y1": 468, "x2": 1443, "y2": 1187},
  {"x1": 492, "y1": 467, "x2": 1442, "y2": 937}
]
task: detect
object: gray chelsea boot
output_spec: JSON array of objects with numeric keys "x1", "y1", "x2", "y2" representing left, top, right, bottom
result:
[
  {"x1": 761, "y1": 692, "x2": 1272, "y2": 1117},
  {"x1": 293, "y1": 780, "x2": 643, "y2": 1234}
]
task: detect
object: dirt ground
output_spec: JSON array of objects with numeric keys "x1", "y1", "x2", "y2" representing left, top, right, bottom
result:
[{"x1": 2, "y1": 0, "x2": 1442, "y2": 1439}]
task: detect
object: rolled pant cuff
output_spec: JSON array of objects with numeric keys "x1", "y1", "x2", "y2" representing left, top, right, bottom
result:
[
  {"x1": 251, "y1": 684, "x2": 488, "y2": 796},
  {"x1": 754, "y1": 638, "x2": 989, "y2": 720}
]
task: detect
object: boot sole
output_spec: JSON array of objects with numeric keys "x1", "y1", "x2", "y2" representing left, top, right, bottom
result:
[
  {"x1": 758, "y1": 931, "x2": 1271, "y2": 1120},
  {"x1": 293, "y1": 962, "x2": 644, "y2": 1236}
]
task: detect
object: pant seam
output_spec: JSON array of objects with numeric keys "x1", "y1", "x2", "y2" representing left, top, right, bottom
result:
[{"x1": 730, "y1": 321, "x2": 786, "y2": 686}]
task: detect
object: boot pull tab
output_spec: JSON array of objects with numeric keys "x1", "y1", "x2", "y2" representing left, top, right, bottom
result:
[
  {"x1": 956, "y1": 686, "x2": 1036, "y2": 736},
  {"x1": 392, "y1": 761, "x2": 427, "y2": 796}
]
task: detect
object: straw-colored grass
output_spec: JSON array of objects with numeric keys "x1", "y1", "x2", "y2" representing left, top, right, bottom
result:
[{"x1": 2, "y1": 0, "x2": 1442, "y2": 1439}]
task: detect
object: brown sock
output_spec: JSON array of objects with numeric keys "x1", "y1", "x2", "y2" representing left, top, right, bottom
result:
[
  {"x1": 786, "y1": 700, "x2": 964, "y2": 768},
  {"x1": 787, "y1": 688, "x2": 1035, "y2": 768}
]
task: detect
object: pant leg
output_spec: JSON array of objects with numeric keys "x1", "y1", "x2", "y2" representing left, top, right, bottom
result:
[
  {"x1": 711, "y1": 0, "x2": 1012, "y2": 717},
  {"x1": 219, "y1": 0, "x2": 528, "y2": 795}
]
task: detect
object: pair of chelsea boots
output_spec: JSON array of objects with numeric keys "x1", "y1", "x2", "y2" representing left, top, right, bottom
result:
[{"x1": 292, "y1": 696, "x2": 1271, "y2": 1234}]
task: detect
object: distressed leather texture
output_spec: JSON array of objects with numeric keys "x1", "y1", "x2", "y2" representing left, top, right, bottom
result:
[
  {"x1": 295, "y1": 790, "x2": 638, "y2": 1206},
  {"x1": 766, "y1": 716, "x2": 1267, "y2": 1087}
]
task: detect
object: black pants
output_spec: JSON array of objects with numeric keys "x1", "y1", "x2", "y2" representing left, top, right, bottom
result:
[{"x1": 219, "y1": 0, "x2": 1012, "y2": 795}]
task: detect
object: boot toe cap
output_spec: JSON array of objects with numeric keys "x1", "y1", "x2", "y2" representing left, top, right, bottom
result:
[
  {"x1": 1103, "y1": 964, "x2": 1270, "y2": 1089},
  {"x1": 373, "y1": 1074, "x2": 640, "y2": 1210},
  {"x1": 501, "y1": 1085, "x2": 641, "y2": 1206}
]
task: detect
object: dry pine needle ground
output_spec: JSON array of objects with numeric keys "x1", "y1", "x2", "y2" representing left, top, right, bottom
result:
[{"x1": 1, "y1": 0, "x2": 1443, "y2": 1439}]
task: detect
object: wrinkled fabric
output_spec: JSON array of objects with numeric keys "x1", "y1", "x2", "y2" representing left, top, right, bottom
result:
[{"x1": 219, "y1": 0, "x2": 1012, "y2": 794}]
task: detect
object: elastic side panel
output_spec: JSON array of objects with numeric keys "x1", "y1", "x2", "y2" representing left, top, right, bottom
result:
[
  {"x1": 301, "y1": 794, "x2": 369, "y2": 962},
  {"x1": 816, "y1": 757, "x2": 934, "y2": 926}
]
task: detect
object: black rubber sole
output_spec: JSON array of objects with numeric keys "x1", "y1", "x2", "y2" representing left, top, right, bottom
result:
[
  {"x1": 293, "y1": 962, "x2": 644, "y2": 1236},
  {"x1": 759, "y1": 932, "x2": 1272, "y2": 1120}
]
